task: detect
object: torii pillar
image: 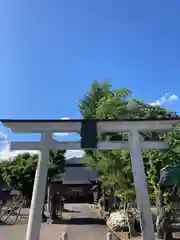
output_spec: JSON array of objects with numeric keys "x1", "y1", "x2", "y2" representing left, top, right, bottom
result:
[{"x1": 2, "y1": 119, "x2": 180, "y2": 240}]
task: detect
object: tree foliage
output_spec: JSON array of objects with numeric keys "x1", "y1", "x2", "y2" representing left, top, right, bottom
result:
[
  {"x1": 0, "y1": 151, "x2": 65, "y2": 199},
  {"x1": 79, "y1": 80, "x2": 180, "y2": 208}
]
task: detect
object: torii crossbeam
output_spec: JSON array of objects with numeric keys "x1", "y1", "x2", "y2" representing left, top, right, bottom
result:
[{"x1": 2, "y1": 118, "x2": 180, "y2": 240}]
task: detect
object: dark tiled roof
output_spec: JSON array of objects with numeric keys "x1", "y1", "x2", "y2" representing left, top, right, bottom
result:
[{"x1": 54, "y1": 157, "x2": 99, "y2": 184}]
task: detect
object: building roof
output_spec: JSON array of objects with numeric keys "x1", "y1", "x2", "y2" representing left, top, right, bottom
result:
[{"x1": 54, "y1": 157, "x2": 99, "y2": 184}]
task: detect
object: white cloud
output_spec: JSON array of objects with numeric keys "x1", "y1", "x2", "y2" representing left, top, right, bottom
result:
[
  {"x1": 0, "y1": 132, "x2": 9, "y2": 158},
  {"x1": 168, "y1": 94, "x2": 179, "y2": 101},
  {"x1": 0, "y1": 133, "x2": 84, "y2": 160},
  {"x1": 0, "y1": 148, "x2": 84, "y2": 161},
  {"x1": 150, "y1": 93, "x2": 179, "y2": 106},
  {"x1": 0, "y1": 134, "x2": 38, "y2": 160},
  {"x1": 0, "y1": 149, "x2": 39, "y2": 161},
  {"x1": 65, "y1": 150, "x2": 84, "y2": 159},
  {"x1": 0, "y1": 132, "x2": 8, "y2": 143},
  {"x1": 53, "y1": 133, "x2": 69, "y2": 136}
]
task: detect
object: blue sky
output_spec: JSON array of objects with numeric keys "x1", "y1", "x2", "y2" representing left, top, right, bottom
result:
[{"x1": 0, "y1": 0, "x2": 180, "y2": 159}]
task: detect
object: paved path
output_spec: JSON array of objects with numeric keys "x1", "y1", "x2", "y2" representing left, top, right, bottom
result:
[
  {"x1": 0, "y1": 203, "x2": 118, "y2": 240},
  {"x1": 61, "y1": 203, "x2": 118, "y2": 240}
]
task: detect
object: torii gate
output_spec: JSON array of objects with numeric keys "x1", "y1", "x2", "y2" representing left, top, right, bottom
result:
[{"x1": 2, "y1": 119, "x2": 180, "y2": 240}]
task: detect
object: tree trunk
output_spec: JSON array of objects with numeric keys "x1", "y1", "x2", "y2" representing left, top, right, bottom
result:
[
  {"x1": 108, "y1": 187, "x2": 114, "y2": 215},
  {"x1": 102, "y1": 187, "x2": 106, "y2": 212}
]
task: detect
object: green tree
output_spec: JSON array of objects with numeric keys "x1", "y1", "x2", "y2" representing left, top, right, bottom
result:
[
  {"x1": 0, "y1": 150, "x2": 65, "y2": 200},
  {"x1": 79, "y1": 80, "x2": 179, "y2": 212},
  {"x1": 79, "y1": 81, "x2": 135, "y2": 211}
]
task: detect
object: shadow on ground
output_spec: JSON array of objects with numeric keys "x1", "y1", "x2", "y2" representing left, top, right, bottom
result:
[
  {"x1": 0, "y1": 220, "x2": 8, "y2": 225},
  {"x1": 62, "y1": 208, "x2": 81, "y2": 213},
  {"x1": 52, "y1": 217, "x2": 106, "y2": 225}
]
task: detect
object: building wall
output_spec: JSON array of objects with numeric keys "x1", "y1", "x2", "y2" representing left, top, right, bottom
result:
[
  {"x1": 49, "y1": 157, "x2": 99, "y2": 203},
  {"x1": 49, "y1": 182, "x2": 94, "y2": 203}
]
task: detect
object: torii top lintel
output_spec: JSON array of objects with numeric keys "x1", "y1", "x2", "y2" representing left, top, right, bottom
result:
[{"x1": 1, "y1": 118, "x2": 180, "y2": 133}]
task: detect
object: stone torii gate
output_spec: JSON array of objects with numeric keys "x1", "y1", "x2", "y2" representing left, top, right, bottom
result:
[{"x1": 2, "y1": 119, "x2": 180, "y2": 240}]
